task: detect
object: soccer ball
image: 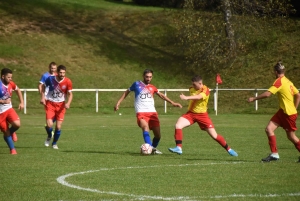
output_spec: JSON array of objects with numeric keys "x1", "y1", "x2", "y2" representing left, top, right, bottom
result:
[{"x1": 140, "y1": 143, "x2": 152, "y2": 155}]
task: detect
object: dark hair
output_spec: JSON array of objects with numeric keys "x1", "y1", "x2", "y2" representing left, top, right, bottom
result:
[
  {"x1": 274, "y1": 61, "x2": 285, "y2": 74},
  {"x1": 1, "y1": 68, "x2": 12, "y2": 76},
  {"x1": 57, "y1": 65, "x2": 66, "y2": 72},
  {"x1": 143, "y1": 69, "x2": 153, "y2": 75},
  {"x1": 191, "y1": 75, "x2": 202, "y2": 82},
  {"x1": 48, "y1": 62, "x2": 56, "y2": 68}
]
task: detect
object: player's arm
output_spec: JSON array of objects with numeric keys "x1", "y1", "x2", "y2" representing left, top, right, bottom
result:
[
  {"x1": 38, "y1": 82, "x2": 43, "y2": 94},
  {"x1": 156, "y1": 92, "x2": 182, "y2": 108},
  {"x1": 0, "y1": 98, "x2": 11, "y2": 104},
  {"x1": 180, "y1": 93, "x2": 203, "y2": 101},
  {"x1": 294, "y1": 92, "x2": 300, "y2": 109},
  {"x1": 247, "y1": 91, "x2": 272, "y2": 103},
  {"x1": 114, "y1": 89, "x2": 130, "y2": 111},
  {"x1": 65, "y1": 91, "x2": 73, "y2": 109},
  {"x1": 40, "y1": 84, "x2": 46, "y2": 105},
  {"x1": 14, "y1": 88, "x2": 24, "y2": 110}
]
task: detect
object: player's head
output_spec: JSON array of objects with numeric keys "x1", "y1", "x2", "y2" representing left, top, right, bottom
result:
[
  {"x1": 57, "y1": 65, "x2": 66, "y2": 81},
  {"x1": 143, "y1": 69, "x2": 153, "y2": 84},
  {"x1": 273, "y1": 61, "x2": 285, "y2": 77},
  {"x1": 48, "y1": 62, "x2": 57, "y2": 74},
  {"x1": 1, "y1": 68, "x2": 13, "y2": 85},
  {"x1": 191, "y1": 75, "x2": 203, "y2": 90}
]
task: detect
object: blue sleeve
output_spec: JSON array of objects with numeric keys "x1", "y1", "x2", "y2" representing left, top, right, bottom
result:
[
  {"x1": 129, "y1": 81, "x2": 137, "y2": 91},
  {"x1": 39, "y1": 73, "x2": 48, "y2": 84}
]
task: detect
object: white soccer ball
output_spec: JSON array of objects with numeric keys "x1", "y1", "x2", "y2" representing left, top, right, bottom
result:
[{"x1": 140, "y1": 143, "x2": 152, "y2": 155}]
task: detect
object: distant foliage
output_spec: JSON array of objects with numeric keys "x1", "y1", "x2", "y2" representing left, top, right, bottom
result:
[{"x1": 172, "y1": 0, "x2": 295, "y2": 73}]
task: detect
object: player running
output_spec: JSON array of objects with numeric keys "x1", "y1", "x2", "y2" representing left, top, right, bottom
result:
[
  {"x1": 114, "y1": 69, "x2": 182, "y2": 154},
  {"x1": 0, "y1": 68, "x2": 24, "y2": 154},
  {"x1": 38, "y1": 62, "x2": 57, "y2": 138},
  {"x1": 168, "y1": 75, "x2": 238, "y2": 157},
  {"x1": 40, "y1": 65, "x2": 73, "y2": 149},
  {"x1": 248, "y1": 61, "x2": 300, "y2": 162}
]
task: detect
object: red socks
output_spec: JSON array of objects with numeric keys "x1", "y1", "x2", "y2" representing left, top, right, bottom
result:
[
  {"x1": 294, "y1": 140, "x2": 300, "y2": 152},
  {"x1": 268, "y1": 135, "x2": 278, "y2": 153},
  {"x1": 215, "y1": 135, "x2": 230, "y2": 151},
  {"x1": 175, "y1": 129, "x2": 183, "y2": 147}
]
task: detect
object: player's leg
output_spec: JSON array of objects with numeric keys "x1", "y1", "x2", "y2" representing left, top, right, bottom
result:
[
  {"x1": 206, "y1": 128, "x2": 238, "y2": 156},
  {"x1": 7, "y1": 109, "x2": 20, "y2": 143},
  {"x1": 44, "y1": 102, "x2": 55, "y2": 147},
  {"x1": 262, "y1": 120, "x2": 280, "y2": 162},
  {"x1": 149, "y1": 113, "x2": 161, "y2": 151},
  {"x1": 52, "y1": 120, "x2": 63, "y2": 149},
  {"x1": 168, "y1": 116, "x2": 191, "y2": 155},
  {"x1": 138, "y1": 118, "x2": 152, "y2": 145},
  {"x1": 1, "y1": 113, "x2": 17, "y2": 155},
  {"x1": 51, "y1": 103, "x2": 66, "y2": 149},
  {"x1": 284, "y1": 114, "x2": 299, "y2": 162}
]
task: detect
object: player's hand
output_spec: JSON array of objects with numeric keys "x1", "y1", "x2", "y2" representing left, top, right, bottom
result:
[
  {"x1": 40, "y1": 98, "x2": 46, "y2": 105},
  {"x1": 173, "y1": 102, "x2": 182, "y2": 108},
  {"x1": 65, "y1": 103, "x2": 70, "y2": 109},
  {"x1": 114, "y1": 104, "x2": 119, "y2": 111},
  {"x1": 2, "y1": 98, "x2": 11, "y2": 104},
  {"x1": 179, "y1": 93, "x2": 188, "y2": 100},
  {"x1": 247, "y1": 97, "x2": 255, "y2": 103},
  {"x1": 18, "y1": 103, "x2": 24, "y2": 110}
]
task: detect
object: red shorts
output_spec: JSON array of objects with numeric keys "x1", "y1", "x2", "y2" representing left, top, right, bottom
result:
[
  {"x1": 45, "y1": 101, "x2": 66, "y2": 121},
  {"x1": 136, "y1": 112, "x2": 160, "y2": 130},
  {"x1": 182, "y1": 112, "x2": 214, "y2": 130},
  {"x1": 0, "y1": 108, "x2": 20, "y2": 132},
  {"x1": 270, "y1": 109, "x2": 298, "y2": 132}
]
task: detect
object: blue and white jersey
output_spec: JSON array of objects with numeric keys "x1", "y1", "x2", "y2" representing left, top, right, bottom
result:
[
  {"x1": 129, "y1": 81, "x2": 159, "y2": 113},
  {"x1": 0, "y1": 81, "x2": 17, "y2": 113},
  {"x1": 39, "y1": 72, "x2": 55, "y2": 98}
]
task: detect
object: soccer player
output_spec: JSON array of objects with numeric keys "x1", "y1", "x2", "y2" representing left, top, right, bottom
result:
[
  {"x1": 247, "y1": 61, "x2": 300, "y2": 162},
  {"x1": 0, "y1": 68, "x2": 24, "y2": 154},
  {"x1": 38, "y1": 62, "x2": 57, "y2": 138},
  {"x1": 114, "y1": 69, "x2": 182, "y2": 154},
  {"x1": 40, "y1": 65, "x2": 73, "y2": 149},
  {"x1": 168, "y1": 75, "x2": 238, "y2": 156}
]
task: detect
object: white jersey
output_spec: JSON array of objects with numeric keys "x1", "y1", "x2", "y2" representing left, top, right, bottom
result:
[{"x1": 129, "y1": 81, "x2": 158, "y2": 113}]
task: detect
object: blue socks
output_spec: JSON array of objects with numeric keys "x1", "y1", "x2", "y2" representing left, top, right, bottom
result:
[
  {"x1": 52, "y1": 130, "x2": 61, "y2": 145},
  {"x1": 4, "y1": 135, "x2": 14, "y2": 149},
  {"x1": 46, "y1": 127, "x2": 53, "y2": 139},
  {"x1": 143, "y1": 131, "x2": 152, "y2": 145}
]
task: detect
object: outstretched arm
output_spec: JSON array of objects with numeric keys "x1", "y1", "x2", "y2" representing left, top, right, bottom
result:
[
  {"x1": 114, "y1": 90, "x2": 131, "y2": 111},
  {"x1": 14, "y1": 88, "x2": 24, "y2": 110},
  {"x1": 247, "y1": 91, "x2": 272, "y2": 103},
  {"x1": 180, "y1": 93, "x2": 203, "y2": 101},
  {"x1": 156, "y1": 92, "x2": 182, "y2": 108}
]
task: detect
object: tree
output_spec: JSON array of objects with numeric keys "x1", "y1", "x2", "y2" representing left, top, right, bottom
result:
[{"x1": 173, "y1": 0, "x2": 295, "y2": 72}]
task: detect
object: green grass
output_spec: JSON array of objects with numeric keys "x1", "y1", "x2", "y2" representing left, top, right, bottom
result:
[{"x1": 1, "y1": 113, "x2": 300, "y2": 200}]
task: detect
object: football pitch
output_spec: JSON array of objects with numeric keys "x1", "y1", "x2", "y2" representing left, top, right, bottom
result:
[{"x1": 1, "y1": 113, "x2": 299, "y2": 201}]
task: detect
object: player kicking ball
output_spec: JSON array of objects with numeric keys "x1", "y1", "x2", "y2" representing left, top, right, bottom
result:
[{"x1": 169, "y1": 75, "x2": 238, "y2": 157}]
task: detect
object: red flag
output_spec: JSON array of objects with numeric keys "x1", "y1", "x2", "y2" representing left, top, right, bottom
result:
[{"x1": 216, "y1": 74, "x2": 222, "y2": 84}]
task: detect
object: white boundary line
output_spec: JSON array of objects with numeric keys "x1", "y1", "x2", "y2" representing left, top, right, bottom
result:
[{"x1": 57, "y1": 162, "x2": 300, "y2": 200}]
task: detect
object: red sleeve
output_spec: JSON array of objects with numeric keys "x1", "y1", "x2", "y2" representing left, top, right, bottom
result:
[
  {"x1": 202, "y1": 86, "x2": 210, "y2": 96},
  {"x1": 10, "y1": 81, "x2": 17, "y2": 90},
  {"x1": 67, "y1": 78, "x2": 73, "y2": 91},
  {"x1": 273, "y1": 78, "x2": 282, "y2": 88}
]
